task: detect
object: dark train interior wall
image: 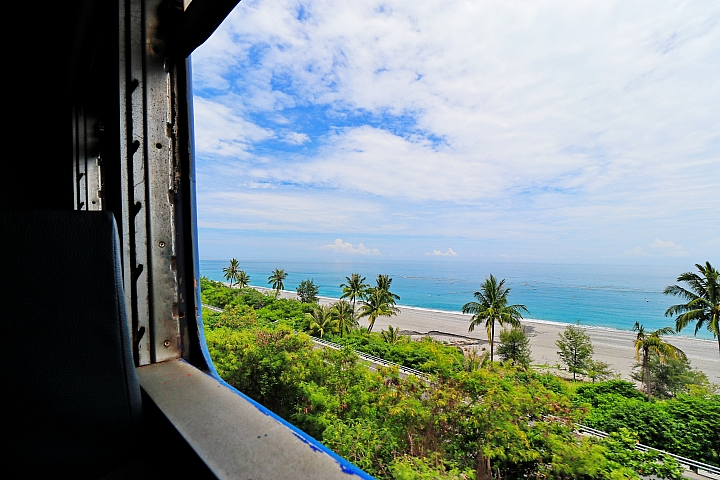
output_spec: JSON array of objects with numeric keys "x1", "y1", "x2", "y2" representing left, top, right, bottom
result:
[{"x1": 3, "y1": 1, "x2": 120, "y2": 213}]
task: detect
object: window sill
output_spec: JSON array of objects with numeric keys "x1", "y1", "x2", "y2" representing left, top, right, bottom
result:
[{"x1": 137, "y1": 359, "x2": 369, "y2": 479}]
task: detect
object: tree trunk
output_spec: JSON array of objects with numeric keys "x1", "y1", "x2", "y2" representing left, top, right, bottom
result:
[
  {"x1": 476, "y1": 451, "x2": 491, "y2": 480},
  {"x1": 644, "y1": 353, "x2": 651, "y2": 401},
  {"x1": 490, "y1": 321, "x2": 495, "y2": 362}
]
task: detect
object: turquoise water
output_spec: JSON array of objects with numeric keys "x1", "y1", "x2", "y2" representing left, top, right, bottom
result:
[{"x1": 200, "y1": 258, "x2": 713, "y2": 340}]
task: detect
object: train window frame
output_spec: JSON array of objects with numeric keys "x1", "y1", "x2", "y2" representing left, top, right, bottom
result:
[{"x1": 61, "y1": 0, "x2": 373, "y2": 478}]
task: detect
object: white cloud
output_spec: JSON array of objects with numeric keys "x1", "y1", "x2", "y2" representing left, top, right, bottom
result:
[
  {"x1": 191, "y1": 0, "x2": 720, "y2": 261},
  {"x1": 256, "y1": 126, "x2": 508, "y2": 201},
  {"x1": 282, "y1": 132, "x2": 310, "y2": 145},
  {"x1": 193, "y1": 97, "x2": 274, "y2": 158},
  {"x1": 649, "y1": 239, "x2": 690, "y2": 257},
  {"x1": 426, "y1": 248, "x2": 457, "y2": 256},
  {"x1": 197, "y1": 190, "x2": 384, "y2": 232},
  {"x1": 322, "y1": 238, "x2": 381, "y2": 255},
  {"x1": 197, "y1": 0, "x2": 719, "y2": 199}
]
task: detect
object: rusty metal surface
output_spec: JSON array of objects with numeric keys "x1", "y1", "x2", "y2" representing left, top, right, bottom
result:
[{"x1": 119, "y1": 0, "x2": 182, "y2": 365}]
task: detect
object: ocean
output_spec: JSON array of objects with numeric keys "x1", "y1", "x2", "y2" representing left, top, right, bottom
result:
[{"x1": 199, "y1": 258, "x2": 714, "y2": 340}]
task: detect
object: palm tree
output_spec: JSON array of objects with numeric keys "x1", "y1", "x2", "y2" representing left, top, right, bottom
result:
[
  {"x1": 375, "y1": 274, "x2": 400, "y2": 303},
  {"x1": 332, "y1": 300, "x2": 358, "y2": 337},
  {"x1": 306, "y1": 304, "x2": 338, "y2": 339},
  {"x1": 462, "y1": 274, "x2": 528, "y2": 362},
  {"x1": 237, "y1": 271, "x2": 250, "y2": 288},
  {"x1": 340, "y1": 273, "x2": 369, "y2": 315},
  {"x1": 222, "y1": 258, "x2": 241, "y2": 287},
  {"x1": 633, "y1": 322, "x2": 686, "y2": 401},
  {"x1": 664, "y1": 261, "x2": 720, "y2": 355},
  {"x1": 268, "y1": 268, "x2": 287, "y2": 295},
  {"x1": 358, "y1": 287, "x2": 399, "y2": 333},
  {"x1": 381, "y1": 325, "x2": 403, "y2": 344}
]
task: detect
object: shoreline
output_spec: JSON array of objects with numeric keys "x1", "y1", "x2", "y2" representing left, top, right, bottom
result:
[
  {"x1": 379, "y1": 302, "x2": 719, "y2": 344},
  {"x1": 245, "y1": 285, "x2": 720, "y2": 383}
]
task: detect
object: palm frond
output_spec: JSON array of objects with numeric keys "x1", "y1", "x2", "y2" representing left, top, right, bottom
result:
[{"x1": 663, "y1": 284, "x2": 700, "y2": 303}]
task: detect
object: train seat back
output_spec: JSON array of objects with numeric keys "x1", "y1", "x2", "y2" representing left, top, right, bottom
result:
[{"x1": 1, "y1": 210, "x2": 142, "y2": 478}]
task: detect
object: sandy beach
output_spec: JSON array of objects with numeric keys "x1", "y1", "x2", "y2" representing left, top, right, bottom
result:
[
  {"x1": 254, "y1": 287, "x2": 720, "y2": 384},
  {"x1": 368, "y1": 304, "x2": 719, "y2": 384}
]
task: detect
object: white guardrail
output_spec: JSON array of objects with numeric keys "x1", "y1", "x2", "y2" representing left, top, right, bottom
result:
[
  {"x1": 309, "y1": 335, "x2": 430, "y2": 381},
  {"x1": 202, "y1": 304, "x2": 428, "y2": 379},
  {"x1": 202, "y1": 303, "x2": 719, "y2": 478},
  {"x1": 574, "y1": 424, "x2": 720, "y2": 478}
]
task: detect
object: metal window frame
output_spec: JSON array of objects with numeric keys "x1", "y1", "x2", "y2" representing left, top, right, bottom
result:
[{"x1": 82, "y1": 1, "x2": 375, "y2": 477}]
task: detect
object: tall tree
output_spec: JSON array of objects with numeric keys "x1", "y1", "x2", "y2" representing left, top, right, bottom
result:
[
  {"x1": 462, "y1": 275, "x2": 528, "y2": 362},
  {"x1": 306, "y1": 304, "x2": 338, "y2": 339},
  {"x1": 332, "y1": 300, "x2": 358, "y2": 337},
  {"x1": 358, "y1": 287, "x2": 399, "y2": 333},
  {"x1": 268, "y1": 268, "x2": 288, "y2": 295},
  {"x1": 375, "y1": 274, "x2": 400, "y2": 304},
  {"x1": 633, "y1": 322, "x2": 686, "y2": 400},
  {"x1": 631, "y1": 355, "x2": 709, "y2": 398},
  {"x1": 586, "y1": 360, "x2": 615, "y2": 383},
  {"x1": 664, "y1": 261, "x2": 720, "y2": 355},
  {"x1": 237, "y1": 271, "x2": 250, "y2": 288},
  {"x1": 497, "y1": 326, "x2": 532, "y2": 368},
  {"x1": 296, "y1": 279, "x2": 319, "y2": 303},
  {"x1": 556, "y1": 324, "x2": 593, "y2": 381},
  {"x1": 222, "y1": 258, "x2": 241, "y2": 288},
  {"x1": 340, "y1": 273, "x2": 369, "y2": 315}
]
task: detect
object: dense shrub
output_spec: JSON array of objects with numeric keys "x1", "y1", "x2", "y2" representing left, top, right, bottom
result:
[
  {"x1": 200, "y1": 277, "x2": 701, "y2": 476},
  {"x1": 575, "y1": 380, "x2": 720, "y2": 466},
  {"x1": 574, "y1": 380, "x2": 646, "y2": 406},
  {"x1": 326, "y1": 330, "x2": 464, "y2": 376}
]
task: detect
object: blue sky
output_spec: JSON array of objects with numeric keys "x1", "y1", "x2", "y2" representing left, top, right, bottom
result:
[{"x1": 191, "y1": 0, "x2": 719, "y2": 264}]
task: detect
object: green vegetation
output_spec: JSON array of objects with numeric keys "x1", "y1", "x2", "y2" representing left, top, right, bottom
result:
[
  {"x1": 222, "y1": 258, "x2": 241, "y2": 287},
  {"x1": 358, "y1": 274, "x2": 400, "y2": 333},
  {"x1": 556, "y1": 324, "x2": 594, "y2": 381},
  {"x1": 632, "y1": 322, "x2": 685, "y2": 401},
  {"x1": 586, "y1": 360, "x2": 616, "y2": 383},
  {"x1": 201, "y1": 277, "x2": 313, "y2": 328},
  {"x1": 199, "y1": 277, "x2": 718, "y2": 477},
  {"x1": 333, "y1": 299, "x2": 357, "y2": 337},
  {"x1": 664, "y1": 261, "x2": 720, "y2": 354},
  {"x1": 496, "y1": 326, "x2": 532, "y2": 368},
  {"x1": 237, "y1": 270, "x2": 250, "y2": 288},
  {"x1": 631, "y1": 355, "x2": 714, "y2": 399},
  {"x1": 575, "y1": 380, "x2": 720, "y2": 466},
  {"x1": 340, "y1": 273, "x2": 370, "y2": 314},
  {"x1": 462, "y1": 274, "x2": 528, "y2": 362},
  {"x1": 326, "y1": 328, "x2": 463, "y2": 376},
  {"x1": 296, "y1": 278, "x2": 319, "y2": 303},
  {"x1": 268, "y1": 268, "x2": 288, "y2": 294},
  {"x1": 306, "y1": 304, "x2": 337, "y2": 338}
]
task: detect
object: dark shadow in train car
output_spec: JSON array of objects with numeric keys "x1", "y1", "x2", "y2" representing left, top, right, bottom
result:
[{"x1": 0, "y1": 211, "x2": 214, "y2": 478}]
